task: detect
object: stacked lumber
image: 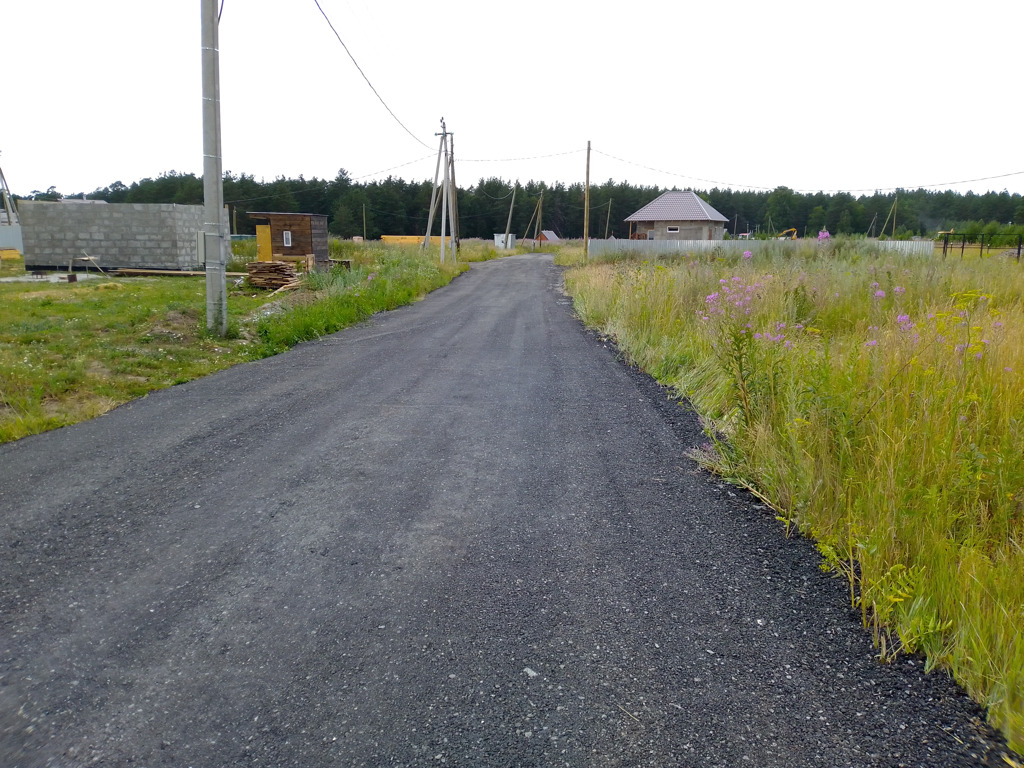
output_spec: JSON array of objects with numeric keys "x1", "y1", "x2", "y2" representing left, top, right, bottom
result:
[{"x1": 247, "y1": 261, "x2": 300, "y2": 291}]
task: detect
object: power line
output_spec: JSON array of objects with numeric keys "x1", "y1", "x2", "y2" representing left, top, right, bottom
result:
[
  {"x1": 592, "y1": 148, "x2": 774, "y2": 191},
  {"x1": 593, "y1": 147, "x2": 1024, "y2": 195},
  {"x1": 834, "y1": 170, "x2": 1024, "y2": 194},
  {"x1": 461, "y1": 149, "x2": 585, "y2": 163},
  {"x1": 312, "y1": 0, "x2": 431, "y2": 150},
  {"x1": 478, "y1": 187, "x2": 515, "y2": 200},
  {"x1": 351, "y1": 154, "x2": 435, "y2": 180}
]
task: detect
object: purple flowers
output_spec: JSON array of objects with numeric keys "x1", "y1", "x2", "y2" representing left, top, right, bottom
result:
[
  {"x1": 874, "y1": 290, "x2": 886, "y2": 299},
  {"x1": 743, "y1": 250, "x2": 753, "y2": 259}
]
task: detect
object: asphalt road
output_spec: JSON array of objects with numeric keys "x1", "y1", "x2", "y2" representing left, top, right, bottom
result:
[{"x1": 0, "y1": 253, "x2": 1015, "y2": 767}]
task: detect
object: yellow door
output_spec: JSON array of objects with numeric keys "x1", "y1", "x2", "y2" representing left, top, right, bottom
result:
[{"x1": 256, "y1": 225, "x2": 272, "y2": 262}]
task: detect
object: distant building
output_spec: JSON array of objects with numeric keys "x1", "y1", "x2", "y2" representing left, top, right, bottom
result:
[
  {"x1": 538, "y1": 230, "x2": 560, "y2": 243},
  {"x1": 625, "y1": 191, "x2": 728, "y2": 241},
  {"x1": 249, "y1": 211, "x2": 329, "y2": 271}
]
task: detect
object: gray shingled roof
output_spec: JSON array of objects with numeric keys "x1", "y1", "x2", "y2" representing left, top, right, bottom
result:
[{"x1": 625, "y1": 190, "x2": 729, "y2": 223}]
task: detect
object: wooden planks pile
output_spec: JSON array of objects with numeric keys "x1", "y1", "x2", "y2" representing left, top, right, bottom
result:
[{"x1": 247, "y1": 260, "x2": 300, "y2": 291}]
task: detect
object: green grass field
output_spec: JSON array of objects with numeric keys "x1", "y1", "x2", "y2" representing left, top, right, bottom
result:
[
  {"x1": 563, "y1": 240, "x2": 1024, "y2": 751},
  {"x1": 0, "y1": 242, "x2": 473, "y2": 443}
]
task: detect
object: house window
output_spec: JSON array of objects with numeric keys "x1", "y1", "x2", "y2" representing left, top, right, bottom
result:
[
  {"x1": 666, "y1": 226, "x2": 680, "y2": 233},
  {"x1": 282, "y1": 230, "x2": 292, "y2": 247}
]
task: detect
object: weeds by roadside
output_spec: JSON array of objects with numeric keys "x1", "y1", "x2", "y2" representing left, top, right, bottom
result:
[{"x1": 564, "y1": 241, "x2": 1024, "y2": 752}]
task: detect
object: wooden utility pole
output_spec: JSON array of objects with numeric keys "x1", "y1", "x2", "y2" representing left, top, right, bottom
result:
[
  {"x1": 423, "y1": 127, "x2": 446, "y2": 249},
  {"x1": 583, "y1": 140, "x2": 591, "y2": 259},
  {"x1": 502, "y1": 182, "x2": 517, "y2": 249},
  {"x1": 604, "y1": 198, "x2": 613, "y2": 239},
  {"x1": 440, "y1": 131, "x2": 450, "y2": 264},
  {"x1": 362, "y1": 204, "x2": 367, "y2": 240},
  {"x1": 447, "y1": 134, "x2": 459, "y2": 260},
  {"x1": 422, "y1": 119, "x2": 457, "y2": 261},
  {"x1": 523, "y1": 194, "x2": 540, "y2": 245},
  {"x1": 537, "y1": 192, "x2": 543, "y2": 245}
]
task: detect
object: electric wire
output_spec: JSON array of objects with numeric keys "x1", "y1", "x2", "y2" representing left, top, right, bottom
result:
[
  {"x1": 478, "y1": 187, "x2": 515, "y2": 201},
  {"x1": 593, "y1": 147, "x2": 1024, "y2": 195},
  {"x1": 312, "y1": 0, "x2": 431, "y2": 150},
  {"x1": 461, "y1": 149, "x2": 585, "y2": 163},
  {"x1": 351, "y1": 155, "x2": 435, "y2": 180}
]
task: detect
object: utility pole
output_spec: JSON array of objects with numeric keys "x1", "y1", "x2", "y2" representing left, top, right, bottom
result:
[
  {"x1": 503, "y1": 181, "x2": 517, "y2": 249},
  {"x1": 537, "y1": 192, "x2": 543, "y2": 246},
  {"x1": 447, "y1": 134, "x2": 459, "y2": 261},
  {"x1": 583, "y1": 140, "x2": 591, "y2": 259},
  {"x1": 604, "y1": 198, "x2": 612, "y2": 239},
  {"x1": 362, "y1": 203, "x2": 367, "y2": 240},
  {"x1": 423, "y1": 119, "x2": 457, "y2": 262},
  {"x1": 423, "y1": 123, "x2": 445, "y2": 250},
  {"x1": 201, "y1": 0, "x2": 227, "y2": 335},
  {"x1": 440, "y1": 130, "x2": 451, "y2": 264}
]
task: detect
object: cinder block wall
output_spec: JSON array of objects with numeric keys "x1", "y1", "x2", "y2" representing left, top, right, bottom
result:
[{"x1": 20, "y1": 201, "x2": 207, "y2": 271}]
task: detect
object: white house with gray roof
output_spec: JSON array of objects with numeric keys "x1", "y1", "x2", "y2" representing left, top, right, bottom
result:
[{"x1": 625, "y1": 190, "x2": 728, "y2": 241}]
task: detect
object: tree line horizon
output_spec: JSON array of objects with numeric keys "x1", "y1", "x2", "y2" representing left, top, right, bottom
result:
[{"x1": 20, "y1": 170, "x2": 1024, "y2": 242}]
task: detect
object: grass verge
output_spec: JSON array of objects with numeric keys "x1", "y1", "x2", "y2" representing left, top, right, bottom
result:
[
  {"x1": 1, "y1": 244, "x2": 470, "y2": 444},
  {"x1": 563, "y1": 240, "x2": 1024, "y2": 752}
]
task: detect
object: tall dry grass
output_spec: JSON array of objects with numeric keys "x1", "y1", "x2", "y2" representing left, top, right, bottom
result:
[{"x1": 565, "y1": 242, "x2": 1024, "y2": 750}]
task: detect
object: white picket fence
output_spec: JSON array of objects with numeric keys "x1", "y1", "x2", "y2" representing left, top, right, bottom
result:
[{"x1": 586, "y1": 238, "x2": 935, "y2": 258}]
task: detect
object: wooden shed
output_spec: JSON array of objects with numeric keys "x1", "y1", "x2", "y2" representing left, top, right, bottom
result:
[{"x1": 249, "y1": 211, "x2": 329, "y2": 271}]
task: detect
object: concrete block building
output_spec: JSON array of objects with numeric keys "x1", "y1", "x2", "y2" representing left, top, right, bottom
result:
[{"x1": 19, "y1": 200, "x2": 208, "y2": 271}]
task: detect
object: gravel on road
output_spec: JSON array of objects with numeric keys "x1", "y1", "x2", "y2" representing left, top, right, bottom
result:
[{"x1": 0, "y1": 253, "x2": 1016, "y2": 767}]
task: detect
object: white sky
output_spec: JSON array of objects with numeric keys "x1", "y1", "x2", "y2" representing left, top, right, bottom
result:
[{"x1": 4, "y1": 0, "x2": 1023, "y2": 199}]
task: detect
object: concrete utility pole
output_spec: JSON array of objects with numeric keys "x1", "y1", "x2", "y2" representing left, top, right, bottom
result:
[
  {"x1": 583, "y1": 140, "x2": 591, "y2": 259},
  {"x1": 201, "y1": 0, "x2": 228, "y2": 335}
]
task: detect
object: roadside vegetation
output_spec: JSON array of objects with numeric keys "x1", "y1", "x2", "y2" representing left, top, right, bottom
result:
[
  {"x1": 562, "y1": 240, "x2": 1024, "y2": 751},
  {"x1": 0, "y1": 241, "x2": 485, "y2": 444}
]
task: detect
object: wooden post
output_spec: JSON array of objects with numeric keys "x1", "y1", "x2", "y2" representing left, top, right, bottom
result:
[
  {"x1": 423, "y1": 128, "x2": 446, "y2": 249},
  {"x1": 604, "y1": 198, "x2": 612, "y2": 239},
  {"x1": 447, "y1": 134, "x2": 459, "y2": 260},
  {"x1": 439, "y1": 133, "x2": 450, "y2": 263},
  {"x1": 503, "y1": 182, "x2": 517, "y2": 249}
]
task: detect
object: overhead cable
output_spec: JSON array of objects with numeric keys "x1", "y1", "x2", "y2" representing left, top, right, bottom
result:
[
  {"x1": 593, "y1": 148, "x2": 1024, "y2": 195},
  {"x1": 461, "y1": 149, "x2": 585, "y2": 163},
  {"x1": 313, "y1": 0, "x2": 432, "y2": 150}
]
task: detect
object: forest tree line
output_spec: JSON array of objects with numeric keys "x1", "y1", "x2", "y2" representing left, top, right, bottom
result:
[{"x1": 22, "y1": 170, "x2": 1024, "y2": 241}]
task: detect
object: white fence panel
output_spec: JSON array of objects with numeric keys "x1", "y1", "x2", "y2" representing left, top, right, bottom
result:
[{"x1": 586, "y1": 238, "x2": 937, "y2": 258}]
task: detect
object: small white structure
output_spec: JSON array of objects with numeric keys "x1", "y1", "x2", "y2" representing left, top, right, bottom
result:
[{"x1": 494, "y1": 233, "x2": 517, "y2": 249}]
